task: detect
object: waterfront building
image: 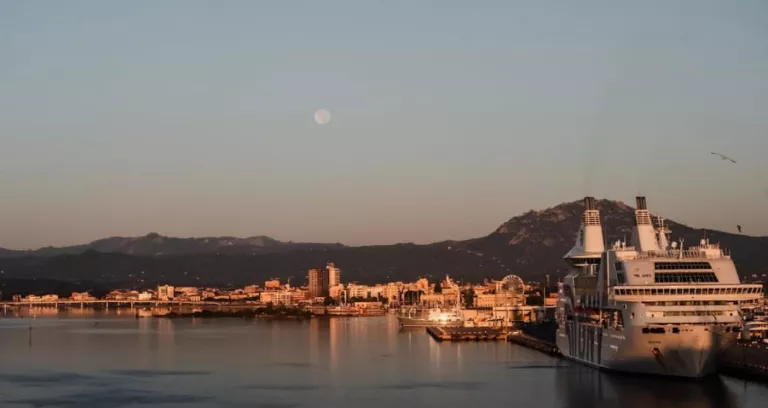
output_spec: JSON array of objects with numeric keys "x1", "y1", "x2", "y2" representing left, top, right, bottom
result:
[
  {"x1": 244, "y1": 285, "x2": 258, "y2": 294},
  {"x1": 415, "y1": 278, "x2": 429, "y2": 293},
  {"x1": 157, "y1": 285, "x2": 175, "y2": 301},
  {"x1": 42, "y1": 294, "x2": 58, "y2": 301},
  {"x1": 70, "y1": 292, "x2": 96, "y2": 301},
  {"x1": 383, "y1": 283, "x2": 401, "y2": 304},
  {"x1": 261, "y1": 290, "x2": 294, "y2": 305}
]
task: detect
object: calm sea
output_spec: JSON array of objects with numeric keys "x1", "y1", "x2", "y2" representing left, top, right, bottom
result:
[{"x1": 1, "y1": 310, "x2": 768, "y2": 408}]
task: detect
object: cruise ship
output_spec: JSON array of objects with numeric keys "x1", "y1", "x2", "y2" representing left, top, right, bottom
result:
[{"x1": 556, "y1": 196, "x2": 764, "y2": 377}]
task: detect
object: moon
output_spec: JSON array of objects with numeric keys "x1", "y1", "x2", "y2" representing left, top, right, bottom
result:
[{"x1": 314, "y1": 109, "x2": 331, "y2": 125}]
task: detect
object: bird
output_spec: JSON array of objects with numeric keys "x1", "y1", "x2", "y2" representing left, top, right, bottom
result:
[
  {"x1": 710, "y1": 152, "x2": 736, "y2": 163},
  {"x1": 737, "y1": 225, "x2": 742, "y2": 233}
]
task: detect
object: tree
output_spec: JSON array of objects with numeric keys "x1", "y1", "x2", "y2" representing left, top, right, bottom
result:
[
  {"x1": 323, "y1": 296, "x2": 335, "y2": 306},
  {"x1": 462, "y1": 289, "x2": 475, "y2": 308},
  {"x1": 434, "y1": 281, "x2": 443, "y2": 294}
]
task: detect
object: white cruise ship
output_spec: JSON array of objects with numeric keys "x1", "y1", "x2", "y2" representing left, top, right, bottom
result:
[{"x1": 556, "y1": 196, "x2": 764, "y2": 377}]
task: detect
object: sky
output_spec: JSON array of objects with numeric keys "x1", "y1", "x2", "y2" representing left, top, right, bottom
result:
[{"x1": 1, "y1": 1, "x2": 767, "y2": 249}]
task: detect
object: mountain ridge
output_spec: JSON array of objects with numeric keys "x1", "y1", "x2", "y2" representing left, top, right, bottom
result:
[
  {"x1": 1, "y1": 198, "x2": 766, "y2": 298},
  {"x1": 0, "y1": 233, "x2": 345, "y2": 257}
]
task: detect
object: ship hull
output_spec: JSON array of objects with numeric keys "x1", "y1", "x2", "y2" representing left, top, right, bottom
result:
[{"x1": 557, "y1": 322, "x2": 736, "y2": 378}]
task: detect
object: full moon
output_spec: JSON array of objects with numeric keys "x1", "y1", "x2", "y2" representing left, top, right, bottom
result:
[{"x1": 314, "y1": 109, "x2": 331, "y2": 125}]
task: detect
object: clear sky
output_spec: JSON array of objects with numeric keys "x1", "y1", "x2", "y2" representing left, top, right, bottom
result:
[{"x1": 1, "y1": 1, "x2": 767, "y2": 249}]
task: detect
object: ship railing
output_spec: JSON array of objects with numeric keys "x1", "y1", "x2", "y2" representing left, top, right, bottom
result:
[
  {"x1": 611, "y1": 284, "x2": 764, "y2": 298},
  {"x1": 634, "y1": 249, "x2": 730, "y2": 260}
]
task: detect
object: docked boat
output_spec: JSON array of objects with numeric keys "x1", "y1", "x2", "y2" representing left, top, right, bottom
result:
[
  {"x1": 556, "y1": 196, "x2": 764, "y2": 377},
  {"x1": 396, "y1": 307, "x2": 463, "y2": 327}
]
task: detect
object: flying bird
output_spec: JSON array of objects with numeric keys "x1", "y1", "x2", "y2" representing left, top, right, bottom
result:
[
  {"x1": 737, "y1": 225, "x2": 742, "y2": 233},
  {"x1": 710, "y1": 152, "x2": 736, "y2": 163}
]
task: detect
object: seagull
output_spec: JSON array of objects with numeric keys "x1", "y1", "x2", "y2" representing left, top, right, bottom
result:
[
  {"x1": 737, "y1": 225, "x2": 742, "y2": 233},
  {"x1": 710, "y1": 152, "x2": 736, "y2": 163}
]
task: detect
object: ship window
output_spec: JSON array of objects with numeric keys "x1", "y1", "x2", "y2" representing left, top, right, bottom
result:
[
  {"x1": 616, "y1": 273, "x2": 626, "y2": 284},
  {"x1": 615, "y1": 262, "x2": 623, "y2": 270},
  {"x1": 654, "y1": 261, "x2": 713, "y2": 270},
  {"x1": 654, "y1": 272, "x2": 718, "y2": 283}
]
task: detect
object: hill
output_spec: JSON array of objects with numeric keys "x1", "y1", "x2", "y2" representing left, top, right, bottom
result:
[
  {"x1": 1, "y1": 198, "x2": 766, "y2": 297},
  {"x1": 0, "y1": 233, "x2": 345, "y2": 257}
]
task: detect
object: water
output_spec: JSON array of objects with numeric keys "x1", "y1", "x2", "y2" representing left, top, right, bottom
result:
[{"x1": 2, "y1": 311, "x2": 768, "y2": 408}]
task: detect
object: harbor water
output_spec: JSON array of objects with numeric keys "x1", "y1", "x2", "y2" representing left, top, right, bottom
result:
[{"x1": 1, "y1": 311, "x2": 768, "y2": 408}]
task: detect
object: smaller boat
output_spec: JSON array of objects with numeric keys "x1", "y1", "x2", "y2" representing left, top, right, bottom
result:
[{"x1": 396, "y1": 308, "x2": 463, "y2": 327}]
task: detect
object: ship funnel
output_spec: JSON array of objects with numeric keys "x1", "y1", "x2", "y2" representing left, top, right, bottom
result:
[
  {"x1": 631, "y1": 196, "x2": 660, "y2": 252},
  {"x1": 563, "y1": 197, "x2": 605, "y2": 264}
]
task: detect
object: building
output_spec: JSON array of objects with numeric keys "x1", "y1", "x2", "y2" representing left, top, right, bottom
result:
[
  {"x1": 327, "y1": 263, "x2": 341, "y2": 287},
  {"x1": 138, "y1": 292, "x2": 152, "y2": 301},
  {"x1": 157, "y1": 285, "x2": 175, "y2": 301},
  {"x1": 264, "y1": 279, "x2": 281, "y2": 289},
  {"x1": 176, "y1": 287, "x2": 199, "y2": 296},
  {"x1": 261, "y1": 291, "x2": 293, "y2": 305},
  {"x1": 244, "y1": 285, "x2": 258, "y2": 294},
  {"x1": 329, "y1": 284, "x2": 345, "y2": 301},
  {"x1": 70, "y1": 292, "x2": 96, "y2": 301},
  {"x1": 383, "y1": 283, "x2": 401, "y2": 304},
  {"x1": 308, "y1": 268, "x2": 328, "y2": 298}
]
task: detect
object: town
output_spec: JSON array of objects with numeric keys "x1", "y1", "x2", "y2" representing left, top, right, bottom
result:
[{"x1": 2, "y1": 262, "x2": 559, "y2": 316}]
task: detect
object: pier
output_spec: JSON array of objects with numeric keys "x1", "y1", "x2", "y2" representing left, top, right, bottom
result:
[
  {"x1": 426, "y1": 326, "x2": 508, "y2": 342},
  {"x1": 719, "y1": 341, "x2": 768, "y2": 381},
  {"x1": 508, "y1": 332, "x2": 561, "y2": 356}
]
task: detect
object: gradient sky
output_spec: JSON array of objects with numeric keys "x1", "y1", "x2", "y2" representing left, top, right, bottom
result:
[{"x1": 1, "y1": 1, "x2": 767, "y2": 249}]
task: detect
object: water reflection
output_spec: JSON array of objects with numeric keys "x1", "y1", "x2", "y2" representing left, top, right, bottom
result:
[
  {"x1": 557, "y1": 365, "x2": 739, "y2": 408},
  {"x1": 2, "y1": 313, "x2": 767, "y2": 408}
]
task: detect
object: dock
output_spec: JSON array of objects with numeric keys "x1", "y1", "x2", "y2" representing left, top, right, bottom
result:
[
  {"x1": 719, "y1": 341, "x2": 768, "y2": 382},
  {"x1": 508, "y1": 332, "x2": 561, "y2": 356},
  {"x1": 426, "y1": 326, "x2": 508, "y2": 342}
]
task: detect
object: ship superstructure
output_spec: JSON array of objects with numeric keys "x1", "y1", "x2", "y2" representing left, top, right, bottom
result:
[{"x1": 556, "y1": 197, "x2": 763, "y2": 377}]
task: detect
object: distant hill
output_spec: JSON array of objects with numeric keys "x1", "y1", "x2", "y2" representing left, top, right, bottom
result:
[
  {"x1": 1, "y1": 199, "x2": 766, "y2": 298},
  {"x1": 0, "y1": 233, "x2": 345, "y2": 257}
]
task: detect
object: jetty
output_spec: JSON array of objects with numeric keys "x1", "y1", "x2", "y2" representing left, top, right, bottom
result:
[
  {"x1": 508, "y1": 332, "x2": 561, "y2": 356},
  {"x1": 719, "y1": 341, "x2": 768, "y2": 381},
  {"x1": 426, "y1": 326, "x2": 508, "y2": 342}
]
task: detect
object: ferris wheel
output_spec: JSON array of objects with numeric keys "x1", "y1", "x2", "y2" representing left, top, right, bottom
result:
[{"x1": 500, "y1": 274, "x2": 525, "y2": 295}]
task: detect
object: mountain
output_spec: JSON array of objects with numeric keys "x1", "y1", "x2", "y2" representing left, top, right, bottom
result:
[
  {"x1": 1, "y1": 199, "x2": 766, "y2": 298},
  {"x1": 451, "y1": 198, "x2": 768, "y2": 280},
  {"x1": 0, "y1": 233, "x2": 345, "y2": 257}
]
